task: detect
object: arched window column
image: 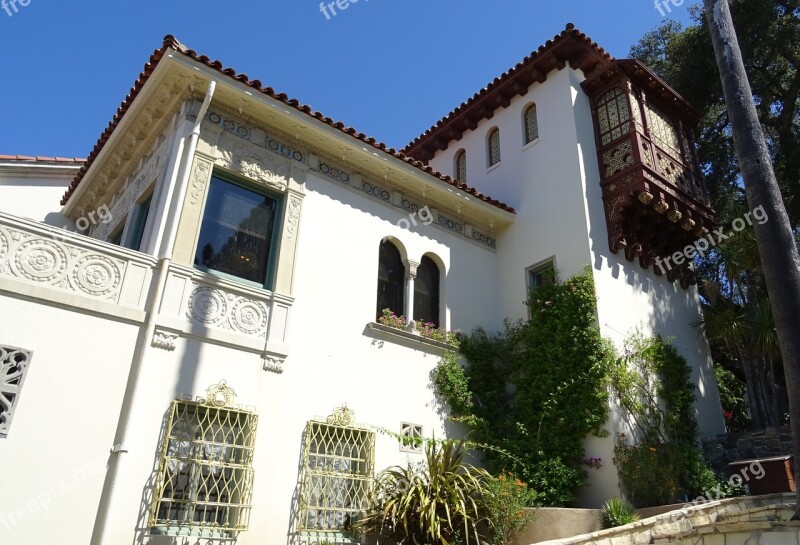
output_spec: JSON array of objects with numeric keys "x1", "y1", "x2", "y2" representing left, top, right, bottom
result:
[{"x1": 404, "y1": 259, "x2": 419, "y2": 331}]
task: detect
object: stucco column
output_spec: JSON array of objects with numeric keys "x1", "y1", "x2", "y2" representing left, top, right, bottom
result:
[{"x1": 405, "y1": 260, "x2": 419, "y2": 332}]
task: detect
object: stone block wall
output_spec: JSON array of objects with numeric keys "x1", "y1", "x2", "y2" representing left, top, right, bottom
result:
[{"x1": 702, "y1": 426, "x2": 794, "y2": 474}]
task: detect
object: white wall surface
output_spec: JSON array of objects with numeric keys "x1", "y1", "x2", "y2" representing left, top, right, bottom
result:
[
  {"x1": 0, "y1": 168, "x2": 74, "y2": 225},
  {"x1": 0, "y1": 295, "x2": 139, "y2": 545}
]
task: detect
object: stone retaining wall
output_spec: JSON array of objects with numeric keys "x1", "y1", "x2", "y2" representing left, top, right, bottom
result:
[{"x1": 702, "y1": 427, "x2": 794, "y2": 473}]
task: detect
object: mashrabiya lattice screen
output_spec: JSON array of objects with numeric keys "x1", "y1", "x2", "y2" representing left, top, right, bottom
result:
[
  {"x1": 298, "y1": 406, "x2": 375, "y2": 533},
  {"x1": 148, "y1": 386, "x2": 257, "y2": 536},
  {"x1": 0, "y1": 344, "x2": 32, "y2": 438}
]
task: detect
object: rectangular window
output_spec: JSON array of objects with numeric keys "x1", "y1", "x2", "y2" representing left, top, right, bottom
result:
[
  {"x1": 126, "y1": 191, "x2": 153, "y2": 251},
  {"x1": 298, "y1": 420, "x2": 375, "y2": 534},
  {"x1": 149, "y1": 398, "x2": 257, "y2": 537},
  {"x1": 527, "y1": 261, "x2": 555, "y2": 294},
  {"x1": 194, "y1": 175, "x2": 280, "y2": 287},
  {"x1": 0, "y1": 345, "x2": 33, "y2": 438}
]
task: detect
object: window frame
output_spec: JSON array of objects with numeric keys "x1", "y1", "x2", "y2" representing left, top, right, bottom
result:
[
  {"x1": 298, "y1": 415, "x2": 375, "y2": 536},
  {"x1": 193, "y1": 171, "x2": 284, "y2": 291},
  {"x1": 123, "y1": 186, "x2": 155, "y2": 252},
  {"x1": 526, "y1": 259, "x2": 556, "y2": 300},
  {"x1": 523, "y1": 103, "x2": 540, "y2": 146},
  {"x1": 454, "y1": 149, "x2": 467, "y2": 183},
  {"x1": 413, "y1": 255, "x2": 441, "y2": 328},
  {"x1": 487, "y1": 127, "x2": 502, "y2": 168},
  {"x1": 376, "y1": 239, "x2": 406, "y2": 321},
  {"x1": 148, "y1": 395, "x2": 258, "y2": 538}
]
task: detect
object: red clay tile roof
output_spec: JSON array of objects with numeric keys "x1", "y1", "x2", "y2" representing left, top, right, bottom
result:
[
  {"x1": 61, "y1": 36, "x2": 515, "y2": 214},
  {"x1": 403, "y1": 24, "x2": 614, "y2": 162},
  {"x1": 0, "y1": 154, "x2": 85, "y2": 164}
]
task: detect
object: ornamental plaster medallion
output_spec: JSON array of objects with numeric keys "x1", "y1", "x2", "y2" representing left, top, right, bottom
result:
[
  {"x1": 72, "y1": 255, "x2": 122, "y2": 297},
  {"x1": 188, "y1": 287, "x2": 228, "y2": 325},
  {"x1": 13, "y1": 240, "x2": 68, "y2": 283},
  {"x1": 230, "y1": 299, "x2": 268, "y2": 336}
]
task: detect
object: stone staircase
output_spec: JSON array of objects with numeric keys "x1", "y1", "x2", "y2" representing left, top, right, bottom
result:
[{"x1": 535, "y1": 494, "x2": 799, "y2": 545}]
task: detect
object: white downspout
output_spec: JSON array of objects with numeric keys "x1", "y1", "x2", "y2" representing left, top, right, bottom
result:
[{"x1": 90, "y1": 80, "x2": 216, "y2": 545}]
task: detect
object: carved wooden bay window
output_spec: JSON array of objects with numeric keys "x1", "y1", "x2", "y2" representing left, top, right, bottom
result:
[{"x1": 582, "y1": 60, "x2": 714, "y2": 288}]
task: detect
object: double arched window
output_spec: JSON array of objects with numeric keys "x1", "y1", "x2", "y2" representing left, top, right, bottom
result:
[
  {"x1": 376, "y1": 242, "x2": 442, "y2": 328},
  {"x1": 376, "y1": 240, "x2": 405, "y2": 320},
  {"x1": 487, "y1": 128, "x2": 501, "y2": 167},
  {"x1": 414, "y1": 256, "x2": 440, "y2": 327},
  {"x1": 524, "y1": 104, "x2": 539, "y2": 144}
]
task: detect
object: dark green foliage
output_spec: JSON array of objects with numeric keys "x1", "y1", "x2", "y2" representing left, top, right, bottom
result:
[
  {"x1": 599, "y1": 497, "x2": 639, "y2": 529},
  {"x1": 432, "y1": 268, "x2": 615, "y2": 506},
  {"x1": 715, "y1": 365, "x2": 751, "y2": 432}
]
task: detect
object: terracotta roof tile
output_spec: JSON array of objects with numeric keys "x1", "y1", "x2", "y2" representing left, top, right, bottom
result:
[
  {"x1": 403, "y1": 24, "x2": 614, "y2": 161},
  {"x1": 61, "y1": 36, "x2": 515, "y2": 214},
  {"x1": 0, "y1": 154, "x2": 85, "y2": 164}
]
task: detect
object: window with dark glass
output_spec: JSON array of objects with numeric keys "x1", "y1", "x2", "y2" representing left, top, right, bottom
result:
[
  {"x1": 488, "y1": 128, "x2": 501, "y2": 166},
  {"x1": 194, "y1": 176, "x2": 279, "y2": 286},
  {"x1": 127, "y1": 193, "x2": 153, "y2": 251},
  {"x1": 527, "y1": 261, "x2": 555, "y2": 293},
  {"x1": 413, "y1": 256, "x2": 440, "y2": 327},
  {"x1": 376, "y1": 240, "x2": 405, "y2": 320},
  {"x1": 455, "y1": 150, "x2": 467, "y2": 183},
  {"x1": 524, "y1": 104, "x2": 539, "y2": 144}
]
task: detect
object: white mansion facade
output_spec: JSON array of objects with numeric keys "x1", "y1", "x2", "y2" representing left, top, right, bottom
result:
[{"x1": 0, "y1": 25, "x2": 725, "y2": 545}]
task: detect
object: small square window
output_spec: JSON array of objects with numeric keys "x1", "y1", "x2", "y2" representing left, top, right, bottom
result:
[{"x1": 399, "y1": 423, "x2": 423, "y2": 453}]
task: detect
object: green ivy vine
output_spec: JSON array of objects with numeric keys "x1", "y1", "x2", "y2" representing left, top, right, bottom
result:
[{"x1": 432, "y1": 267, "x2": 616, "y2": 506}]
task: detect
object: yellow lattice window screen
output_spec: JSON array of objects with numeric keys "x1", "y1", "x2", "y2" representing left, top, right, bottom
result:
[
  {"x1": 298, "y1": 407, "x2": 375, "y2": 533},
  {"x1": 148, "y1": 385, "x2": 257, "y2": 537},
  {"x1": 596, "y1": 87, "x2": 631, "y2": 146}
]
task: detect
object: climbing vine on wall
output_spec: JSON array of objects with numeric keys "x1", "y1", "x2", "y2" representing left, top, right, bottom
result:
[{"x1": 432, "y1": 267, "x2": 615, "y2": 506}]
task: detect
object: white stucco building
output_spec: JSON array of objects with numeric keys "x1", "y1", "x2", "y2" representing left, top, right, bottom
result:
[{"x1": 0, "y1": 24, "x2": 724, "y2": 545}]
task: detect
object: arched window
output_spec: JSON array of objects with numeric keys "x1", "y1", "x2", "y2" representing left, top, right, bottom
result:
[
  {"x1": 488, "y1": 128, "x2": 501, "y2": 167},
  {"x1": 414, "y1": 256, "x2": 440, "y2": 327},
  {"x1": 454, "y1": 149, "x2": 467, "y2": 182},
  {"x1": 524, "y1": 104, "x2": 539, "y2": 144},
  {"x1": 376, "y1": 240, "x2": 405, "y2": 320}
]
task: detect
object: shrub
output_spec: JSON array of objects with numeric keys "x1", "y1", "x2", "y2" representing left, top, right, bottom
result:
[
  {"x1": 482, "y1": 472, "x2": 537, "y2": 545},
  {"x1": 432, "y1": 268, "x2": 615, "y2": 506},
  {"x1": 600, "y1": 497, "x2": 639, "y2": 529},
  {"x1": 356, "y1": 438, "x2": 490, "y2": 545}
]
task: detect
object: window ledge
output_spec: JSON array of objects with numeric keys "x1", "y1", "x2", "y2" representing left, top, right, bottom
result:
[
  {"x1": 523, "y1": 137, "x2": 540, "y2": 151},
  {"x1": 486, "y1": 161, "x2": 502, "y2": 174},
  {"x1": 366, "y1": 322, "x2": 458, "y2": 354}
]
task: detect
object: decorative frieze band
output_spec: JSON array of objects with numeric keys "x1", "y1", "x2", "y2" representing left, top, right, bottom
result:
[{"x1": 201, "y1": 108, "x2": 497, "y2": 250}]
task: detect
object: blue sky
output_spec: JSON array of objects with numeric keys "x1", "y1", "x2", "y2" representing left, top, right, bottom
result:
[{"x1": 0, "y1": 0, "x2": 699, "y2": 158}]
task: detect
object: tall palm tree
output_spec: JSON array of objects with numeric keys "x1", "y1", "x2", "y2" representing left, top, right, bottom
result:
[{"x1": 705, "y1": 0, "x2": 800, "y2": 518}]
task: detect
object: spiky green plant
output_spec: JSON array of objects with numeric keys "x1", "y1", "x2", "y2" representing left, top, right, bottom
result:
[
  {"x1": 600, "y1": 497, "x2": 639, "y2": 529},
  {"x1": 356, "y1": 438, "x2": 490, "y2": 545}
]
